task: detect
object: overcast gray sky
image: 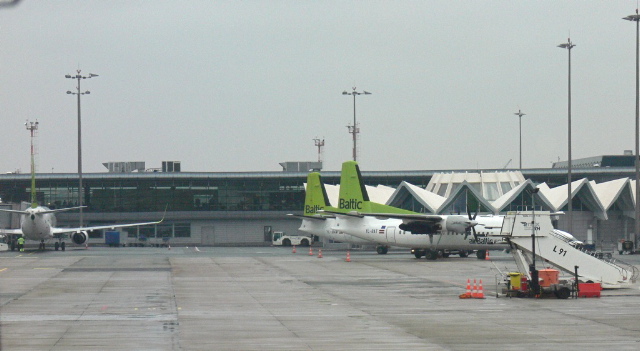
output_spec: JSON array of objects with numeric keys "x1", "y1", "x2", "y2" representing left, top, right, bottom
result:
[{"x1": 0, "y1": 1, "x2": 638, "y2": 173}]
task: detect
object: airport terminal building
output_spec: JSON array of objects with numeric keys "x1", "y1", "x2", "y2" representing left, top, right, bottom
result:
[{"x1": 0, "y1": 158, "x2": 638, "y2": 250}]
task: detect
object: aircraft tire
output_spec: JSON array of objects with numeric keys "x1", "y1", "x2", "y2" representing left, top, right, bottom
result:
[
  {"x1": 376, "y1": 246, "x2": 388, "y2": 255},
  {"x1": 459, "y1": 251, "x2": 469, "y2": 258},
  {"x1": 554, "y1": 287, "x2": 571, "y2": 299},
  {"x1": 425, "y1": 250, "x2": 438, "y2": 260},
  {"x1": 55, "y1": 242, "x2": 60, "y2": 251},
  {"x1": 414, "y1": 250, "x2": 423, "y2": 259},
  {"x1": 476, "y1": 250, "x2": 486, "y2": 260},
  {"x1": 61, "y1": 242, "x2": 66, "y2": 251}
]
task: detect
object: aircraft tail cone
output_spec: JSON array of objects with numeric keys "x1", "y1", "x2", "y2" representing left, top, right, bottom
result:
[
  {"x1": 475, "y1": 279, "x2": 485, "y2": 299},
  {"x1": 292, "y1": 245, "x2": 296, "y2": 254},
  {"x1": 346, "y1": 250, "x2": 351, "y2": 262},
  {"x1": 317, "y1": 249, "x2": 323, "y2": 258}
]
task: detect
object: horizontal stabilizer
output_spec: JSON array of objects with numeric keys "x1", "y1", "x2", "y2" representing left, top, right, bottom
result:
[
  {"x1": 287, "y1": 214, "x2": 331, "y2": 221},
  {"x1": 319, "y1": 209, "x2": 364, "y2": 218}
]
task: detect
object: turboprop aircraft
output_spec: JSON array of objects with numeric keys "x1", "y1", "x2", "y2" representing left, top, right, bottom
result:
[
  {"x1": 0, "y1": 139, "x2": 163, "y2": 251},
  {"x1": 288, "y1": 172, "x2": 383, "y2": 250},
  {"x1": 321, "y1": 161, "x2": 507, "y2": 260}
]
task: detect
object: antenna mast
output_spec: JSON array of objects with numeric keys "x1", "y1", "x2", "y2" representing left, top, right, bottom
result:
[
  {"x1": 25, "y1": 120, "x2": 39, "y2": 206},
  {"x1": 313, "y1": 137, "x2": 325, "y2": 163}
]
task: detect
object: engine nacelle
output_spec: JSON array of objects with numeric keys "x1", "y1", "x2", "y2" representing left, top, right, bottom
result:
[
  {"x1": 445, "y1": 215, "x2": 476, "y2": 234},
  {"x1": 71, "y1": 231, "x2": 88, "y2": 245}
]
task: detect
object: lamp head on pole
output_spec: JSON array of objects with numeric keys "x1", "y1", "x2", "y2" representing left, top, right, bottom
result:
[
  {"x1": 557, "y1": 39, "x2": 575, "y2": 50},
  {"x1": 623, "y1": 12, "x2": 640, "y2": 22}
]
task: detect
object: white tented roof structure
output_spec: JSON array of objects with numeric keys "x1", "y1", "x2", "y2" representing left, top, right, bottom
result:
[{"x1": 310, "y1": 171, "x2": 634, "y2": 220}]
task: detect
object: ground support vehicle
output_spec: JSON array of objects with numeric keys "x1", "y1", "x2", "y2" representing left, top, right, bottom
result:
[{"x1": 272, "y1": 231, "x2": 313, "y2": 247}]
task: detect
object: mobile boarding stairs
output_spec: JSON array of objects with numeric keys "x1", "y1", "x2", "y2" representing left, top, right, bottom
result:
[{"x1": 499, "y1": 211, "x2": 638, "y2": 289}]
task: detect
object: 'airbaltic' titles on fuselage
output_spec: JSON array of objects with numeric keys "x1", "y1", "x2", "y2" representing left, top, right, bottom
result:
[{"x1": 339, "y1": 198, "x2": 362, "y2": 210}]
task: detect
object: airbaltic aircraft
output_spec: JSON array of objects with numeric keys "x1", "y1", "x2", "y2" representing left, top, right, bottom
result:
[
  {"x1": 0, "y1": 142, "x2": 163, "y2": 251},
  {"x1": 320, "y1": 161, "x2": 507, "y2": 259},
  {"x1": 289, "y1": 172, "x2": 379, "y2": 250}
]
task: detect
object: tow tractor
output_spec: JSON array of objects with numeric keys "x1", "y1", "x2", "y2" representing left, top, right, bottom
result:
[{"x1": 271, "y1": 231, "x2": 313, "y2": 247}]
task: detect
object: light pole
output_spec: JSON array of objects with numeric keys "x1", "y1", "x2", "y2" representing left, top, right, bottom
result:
[
  {"x1": 558, "y1": 38, "x2": 575, "y2": 235},
  {"x1": 342, "y1": 87, "x2": 371, "y2": 162},
  {"x1": 624, "y1": 11, "x2": 640, "y2": 244},
  {"x1": 514, "y1": 110, "x2": 526, "y2": 169},
  {"x1": 65, "y1": 70, "x2": 98, "y2": 227}
]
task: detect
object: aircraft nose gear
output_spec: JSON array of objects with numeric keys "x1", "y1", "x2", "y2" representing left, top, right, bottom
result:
[{"x1": 39, "y1": 240, "x2": 45, "y2": 250}]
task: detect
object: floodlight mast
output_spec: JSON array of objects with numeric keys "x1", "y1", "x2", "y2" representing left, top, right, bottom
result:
[
  {"x1": 623, "y1": 11, "x2": 640, "y2": 247},
  {"x1": 342, "y1": 87, "x2": 371, "y2": 162},
  {"x1": 558, "y1": 39, "x2": 575, "y2": 235},
  {"x1": 514, "y1": 110, "x2": 526, "y2": 169},
  {"x1": 65, "y1": 69, "x2": 98, "y2": 227}
]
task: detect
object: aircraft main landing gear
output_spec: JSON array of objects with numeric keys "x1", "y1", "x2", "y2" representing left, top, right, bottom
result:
[{"x1": 54, "y1": 241, "x2": 66, "y2": 251}]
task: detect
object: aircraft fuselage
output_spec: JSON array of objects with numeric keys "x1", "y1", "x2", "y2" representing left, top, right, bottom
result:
[
  {"x1": 332, "y1": 215, "x2": 508, "y2": 250},
  {"x1": 20, "y1": 207, "x2": 56, "y2": 241}
]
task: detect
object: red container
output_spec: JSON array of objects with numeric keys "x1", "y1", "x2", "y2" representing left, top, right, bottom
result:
[
  {"x1": 578, "y1": 283, "x2": 602, "y2": 298},
  {"x1": 520, "y1": 276, "x2": 529, "y2": 291}
]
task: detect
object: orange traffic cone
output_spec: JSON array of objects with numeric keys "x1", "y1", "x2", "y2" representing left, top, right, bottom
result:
[
  {"x1": 460, "y1": 278, "x2": 473, "y2": 299},
  {"x1": 476, "y1": 279, "x2": 485, "y2": 299},
  {"x1": 472, "y1": 279, "x2": 478, "y2": 298},
  {"x1": 346, "y1": 250, "x2": 351, "y2": 262},
  {"x1": 317, "y1": 249, "x2": 323, "y2": 258},
  {"x1": 292, "y1": 245, "x2": 296, "y2": 254},
  {"x1": 309, "y1": 247, "x2": 313, "y2": 256},
  {"x1": 485, "y1": 250, "x2": 490, "y2": 260}
]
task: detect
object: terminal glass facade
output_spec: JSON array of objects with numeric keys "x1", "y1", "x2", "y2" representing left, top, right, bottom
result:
[{"x1": 0, "y1": 174, "x2": 306, "y2": 213}]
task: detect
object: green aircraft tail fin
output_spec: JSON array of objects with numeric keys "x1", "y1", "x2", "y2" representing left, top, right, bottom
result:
[
  {"x1": 304, "y1": 172, "x2": 339, "y2": 216},
  {"x1": 338, "y1": 161, "x2": 415, "y2": 214}
]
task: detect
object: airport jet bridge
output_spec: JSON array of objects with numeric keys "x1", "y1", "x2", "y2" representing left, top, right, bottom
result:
[{"x1": 500, "y1": 211, "x2": 638, "y2": 289}]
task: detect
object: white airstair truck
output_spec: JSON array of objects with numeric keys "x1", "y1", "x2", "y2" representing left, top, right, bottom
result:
[{"x1": 500, "y1": 211, "x2": 638, "y2": 289}]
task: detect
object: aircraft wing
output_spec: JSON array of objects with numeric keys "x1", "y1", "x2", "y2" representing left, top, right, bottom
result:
[
  {"x1": 51, "y1": 219, "x2": 164, "y2": 234},
  {"x1": 0, "y1": 206, "x2": 86, "y2": 215},
  {"x1": 0, "y1": 228, "x2": 24, "y2": 235},
  {"x1": 360, "y1": 213, "x2": 443, "y2": 223}
]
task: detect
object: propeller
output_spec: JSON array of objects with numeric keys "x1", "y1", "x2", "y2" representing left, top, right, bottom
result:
[{"x1": 466, "y1": 195, "x2": 480, "y2": 243}]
